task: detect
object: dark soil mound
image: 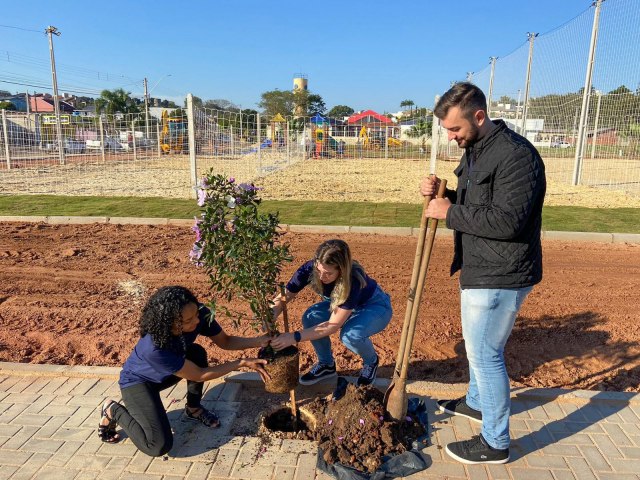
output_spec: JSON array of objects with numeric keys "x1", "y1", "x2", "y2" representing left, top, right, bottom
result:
[{"x1": 308, "y1": 382, "x2": 426, "y2": 474}]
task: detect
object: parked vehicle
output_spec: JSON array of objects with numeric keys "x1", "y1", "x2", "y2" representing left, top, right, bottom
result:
[
  {"x1": 41, "y1": 137, "x2": 86, "y2": 154},
  {"x1": 551, "y1": 141, "x2": 571, "y2": 149}
]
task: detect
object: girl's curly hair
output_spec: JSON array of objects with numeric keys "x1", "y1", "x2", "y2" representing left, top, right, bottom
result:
[{"x1": 139, "y1": 286, "x2": 198, "y2": 350}]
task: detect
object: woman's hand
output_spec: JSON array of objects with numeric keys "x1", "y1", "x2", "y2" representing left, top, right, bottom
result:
[
  {"x1": 270, "y1": 332, "x2": 296, "y2": 351},
  {"x1": 254, "y1": 333, "x2": 271, "y2": 348},
  {"x1": 239, "y1": 358, "x2": 270, "y2": 383}
]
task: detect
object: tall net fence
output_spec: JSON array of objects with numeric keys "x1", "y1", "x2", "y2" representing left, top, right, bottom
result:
[{"x1": 461, "y1": 0, "x2": 640, "y2": 194}]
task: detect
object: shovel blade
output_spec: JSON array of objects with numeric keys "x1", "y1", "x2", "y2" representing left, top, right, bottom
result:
[{"x1": 385, "y1": 377, "x2": 408, "y2": 421}]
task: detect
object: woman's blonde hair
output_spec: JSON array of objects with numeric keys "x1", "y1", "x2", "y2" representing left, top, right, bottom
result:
[{"x1": 311, "y1": 239, "x2": 367, "y2": 312}]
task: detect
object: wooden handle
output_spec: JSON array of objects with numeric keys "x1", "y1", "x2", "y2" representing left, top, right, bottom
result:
[
  {"x1": 398, "y1": 179, "x2": 447, "y2": 381},
  {"x1": 280, "y1": 283, "x2": 290, "y2": 333}
]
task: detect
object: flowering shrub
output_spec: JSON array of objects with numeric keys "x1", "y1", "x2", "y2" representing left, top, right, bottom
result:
[{"x1": 191, "y1": 172, "x2": 291, "y2": 335}]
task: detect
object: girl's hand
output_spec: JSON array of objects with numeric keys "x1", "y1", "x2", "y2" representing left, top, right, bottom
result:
[
  {"x1": 239, "y1": 358, "x2": 270, "y2": 382},
  {"x1": 255, "y1": 334, "x2": 271, "y2": 348},
  {"x1": 270, "y1": 332, "x2": 295, "y2": 351}
]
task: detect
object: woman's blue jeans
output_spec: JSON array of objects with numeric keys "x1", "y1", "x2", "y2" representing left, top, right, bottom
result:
[
  {"x1": 461, "y1": 286, "x2": 533, "y2": 450},
  {"x1": 301, "y1": 286, "x2": 392, "y2": 366}
]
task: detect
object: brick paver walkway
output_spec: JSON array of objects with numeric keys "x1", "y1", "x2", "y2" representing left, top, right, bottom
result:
[{"x1": 1, "y1": 363, "x2": 639, "y2": 479}]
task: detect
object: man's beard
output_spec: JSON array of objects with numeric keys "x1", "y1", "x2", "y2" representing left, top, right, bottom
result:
[{"x1": 457, "y1": 123, "x2": 480, "y2": 148}]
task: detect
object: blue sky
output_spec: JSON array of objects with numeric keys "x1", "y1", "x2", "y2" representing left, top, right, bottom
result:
[{"x1": 0, "y1": 0, "x2": 598, "y2": 112}]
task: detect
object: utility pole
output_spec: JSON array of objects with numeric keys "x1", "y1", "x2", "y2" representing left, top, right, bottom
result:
[
  {"x1": 45, "y1": 25, "x2": 65, "y2": 165},
  {"x1": 521, "y1": 32, "x2": 538, "y2": 140},
  {"x1": 143, "y1": 77, "x2": 150, "y2": 138}
]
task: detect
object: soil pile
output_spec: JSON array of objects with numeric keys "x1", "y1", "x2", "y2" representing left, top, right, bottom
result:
[{"x1": 308, "y1": 382, "x2": 425, "y2": 474}]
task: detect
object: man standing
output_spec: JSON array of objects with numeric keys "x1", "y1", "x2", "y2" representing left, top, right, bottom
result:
[{"x1": 421, "y1": 82, "x2": 546, "y2": 464}]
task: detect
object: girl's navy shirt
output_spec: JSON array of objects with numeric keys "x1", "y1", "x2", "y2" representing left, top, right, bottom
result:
[
  {"x1": 286, "y1": 260, "x2": 378, "y2": 310},
  {"x1": 119, "y1": 304, "x2": 222, "y2": 389}
]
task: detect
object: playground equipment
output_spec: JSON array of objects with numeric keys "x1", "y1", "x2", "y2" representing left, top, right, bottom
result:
[
  {"x1": 270, "y1": 113, "x2": 288, "y2": 148},
  {"x1": 359, "y1": 125, "x2": 402, "y2": 149},
  {"x1": 160, "y1": 110, "x2": 187, "y2": 154}
]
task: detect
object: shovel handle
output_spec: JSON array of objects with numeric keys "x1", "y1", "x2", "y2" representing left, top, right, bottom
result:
[
  {"x1": 280, "y1": 283, "x2": 290, "y2": 333},
  {"x1": 398, "y1": 179, "x2": 447, "y2": 381},
  {"x1": 391, "y1": 184, "x2": 434, "y2": 379}
]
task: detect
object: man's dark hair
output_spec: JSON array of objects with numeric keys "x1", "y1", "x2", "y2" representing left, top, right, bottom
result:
[{"x1": 434, "y1": 82, "x2": 487, "y2": 121}]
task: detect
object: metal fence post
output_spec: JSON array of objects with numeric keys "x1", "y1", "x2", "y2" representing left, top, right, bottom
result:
[
  {"x1": 573, "y1": 0, "x2": 603, "y2": 185},
  {"x1": 385, "y1": 125, "x2": 389, "y2": 159},
  {"x1": 430, "y1": 95, "x2": 440, "y2": 175},
  {"x1": 99, "y1": 117, "x2": 106, "y2": 163},
  {"x1": 186, "y1": 94, "x2": 198, "y2": 197},
  {"x1": 2, "y1": 109, "x2": 11, "y2": 170},
  {"x1": 156, "y1": 122, "x2": 161, "y2": 159},
  {"x1": 521, "y1": 32, "x2": 538, "y2": 137},
  {"x1": 257, "y1": 113, "x2": 262, "y2": 175},
  {"x1": 131, "y1": 120, "x2": 137, "y2": 161}
]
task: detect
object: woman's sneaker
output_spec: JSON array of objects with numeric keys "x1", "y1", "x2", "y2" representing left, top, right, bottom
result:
[
  {"x1": 299, "y1": 363, "x2": 337, "y2": 385},
  {"x1": 437, "y1": 397, "x2": 482, "y2": 423},
  {"x1": 356, "y1": 355, "x2": 379, "y2": 386}
]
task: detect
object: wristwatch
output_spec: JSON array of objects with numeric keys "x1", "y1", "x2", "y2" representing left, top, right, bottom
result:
[{"x1": 293, "y1": 331, "x2": 302, "y2": 343}]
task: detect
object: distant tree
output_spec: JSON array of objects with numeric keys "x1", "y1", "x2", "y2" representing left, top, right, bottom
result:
[
  {"x1": 95, "y1": 88, "x2": 140, "y2": 115},
  {"x1": 307, "y1": 94, "x2": 326, "y2": 116},
  {"x1": 0, "y1": 90, "x2": 13, "y2": 97},
  {"x1": 204, "y1": 99, "x2": 237, "y2": 110},
  {"x1": 189, "y1": 96, "x2": 204, "y2": 108},
  {"x1": 160, "y1": 99, "x2": 177, "y2": 108},
  {"x1": 258, "y1": 89, "x2": 296, "y2": 117},
  {"x1": 609, "y1": 85, "x2": 632, "y2": 95},
  {"x1": 498, "y1": 95, "x2": 517, "y2": 105},
  {"x1": 0, "y1": 101, "x2": 16, "y2": 110},
  {"x1": 328, "y1": 105, "x2": 354, "y2": 118},
  {"x1": 400, "y1": 99, "x2": 415, "y2": 114},
  {"x1": 406, "y1": 118, "x2": 433, "y2": 151}
]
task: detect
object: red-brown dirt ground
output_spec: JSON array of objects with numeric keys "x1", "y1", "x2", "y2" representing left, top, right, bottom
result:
[{"x1": 1, "y1": 222, "x2": 638, "y2": 392}]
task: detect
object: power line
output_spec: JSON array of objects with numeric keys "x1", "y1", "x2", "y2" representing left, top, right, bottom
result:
[{"x1": 0, "y1": 24, "x2": 41, "y2": 33}]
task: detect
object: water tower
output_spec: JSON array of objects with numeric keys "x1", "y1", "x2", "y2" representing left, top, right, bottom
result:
[{"x1": 293, "y1": 73, "x2": 308, "y2": 117}]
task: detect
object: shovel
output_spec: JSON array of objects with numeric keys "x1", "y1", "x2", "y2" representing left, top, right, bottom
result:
[
  {"x1": 384, "y1": 179, "x2": 447, "y2": 420},
  {"x1": 279, "y1": 283, "x2": 298, "y2": 429}
]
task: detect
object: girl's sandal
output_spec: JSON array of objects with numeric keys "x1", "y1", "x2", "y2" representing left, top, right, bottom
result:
[
  {"x1": 185, "y1": 406, "x2": 221, "y2": 428},
  {"x1": 98, "y1": 400, "x2": 121, "y2": 443}
]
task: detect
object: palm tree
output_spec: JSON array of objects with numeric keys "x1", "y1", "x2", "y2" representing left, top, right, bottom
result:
[
  {"x1": 95, "y1": 88, "x2": 140, "y2": 115},
  {"x1": 400, "y1": 99, "x2": 415, "y2": 115}
]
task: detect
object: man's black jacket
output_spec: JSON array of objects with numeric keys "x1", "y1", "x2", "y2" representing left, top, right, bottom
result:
[{"x1": 444, "y1": 120, "x2": 546, "y2": 288}]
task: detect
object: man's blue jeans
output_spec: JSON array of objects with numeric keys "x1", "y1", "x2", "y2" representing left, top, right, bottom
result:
[
  {"x1": 301, "y1": 286, "x2": 392, "y2": 366},
  {"x1": 461, "y1": 286, "x2": 533, "y2": 450}
]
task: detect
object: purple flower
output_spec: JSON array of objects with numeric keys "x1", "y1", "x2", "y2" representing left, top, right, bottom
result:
[
  {"x1": 189, "y1": 245, "x2": 203, "y2": 265},
  {"x1": 229, "y1": 177, "x2": 235, "y2": 183},
  {"x1": 359, "y1": 418, "x2": 365, "y2": 425},
  {"x1": 338, "y1": 436, "x2": 344, "y2": 442},
  {"x1": 197, "y1": 188, "x2": 207, "y2": 207},
  {"x1": 379, "y1": 416, "x2": 384, "y2": 422},
  {"x1": 199, "y1": 177, "x2": 209, "y2": 188},
  {"x1": 405, "y1": 416, "x2": 413, "y2": 423},
  {"x1": 328, "y1": 419, "x2": 333, "y2": 425},
  {"x1": 191, "y1": 223, "x2": 202, "y2": 242}
]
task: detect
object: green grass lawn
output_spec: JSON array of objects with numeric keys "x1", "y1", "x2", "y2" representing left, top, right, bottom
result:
[{"x1": 1, "y1": 195, "x2": 639, "y2": 233}]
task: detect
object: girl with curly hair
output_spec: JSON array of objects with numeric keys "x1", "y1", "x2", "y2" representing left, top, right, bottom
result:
[
  {"x1": 98, "y1": 285, "x2": 269, "y2": 457},
  {"x1": 270, "y1": 239, "x2": 392, "y2": 387}
]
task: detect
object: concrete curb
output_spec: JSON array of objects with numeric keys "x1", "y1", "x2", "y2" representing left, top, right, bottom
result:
[
  {"x1": 1, "y1": 215, "x2": 638, "y2": 243},
  {"x1": 5, "y1": 362, "x2": 634, "y2": 405}
]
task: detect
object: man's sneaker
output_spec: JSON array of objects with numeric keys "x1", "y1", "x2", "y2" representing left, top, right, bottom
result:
[
  {"x1": 356, "y1": 355, "x2": 379, "y2": 386},
  {"x1": 437, "y1": 397, "x2": 482, "y2": 423},
  {"x1": 299, "y1": 363, "x2": 337, "y2": 385},
  {"x1": 445, "y1": 434, "x2": 509, "y2": 464}
]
